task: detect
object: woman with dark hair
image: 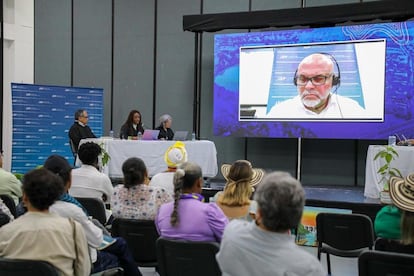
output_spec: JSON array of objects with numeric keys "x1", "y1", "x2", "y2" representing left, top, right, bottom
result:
[
  {"x1": 111, "y1": 157, "x2": 172, "y2": 220},
  {"x1": 120, "y1": 110, "x2": 145, "y2": 139},
  {"x1": 156, "y1": 162, "x2": 228, "y2": 242},
  {"x1": 0, "y1": 168, "x2": 91, "y2": 276}
]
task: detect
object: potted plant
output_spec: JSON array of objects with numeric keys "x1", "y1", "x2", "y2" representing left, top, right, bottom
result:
[{"x1": 373, "y1": 145, "x2": 402, "y2": 203}]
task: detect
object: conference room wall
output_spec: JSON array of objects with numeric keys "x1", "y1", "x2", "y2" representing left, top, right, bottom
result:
[
  {"x1": 113, "y1": 0, "x2": 155, "y2": 135},
  {"x1": 33, "y1": 0, "x2": 381, "y2": 186}
]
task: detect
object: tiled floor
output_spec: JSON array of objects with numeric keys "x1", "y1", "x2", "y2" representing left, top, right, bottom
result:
[{"x1": 139, "y1": 245, "x2": 359, "y2": 276}]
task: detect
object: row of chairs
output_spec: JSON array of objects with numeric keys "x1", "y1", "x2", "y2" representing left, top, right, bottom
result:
[
  {"x1": 316, "y1": 212, "x2": 414, "y2": 275},
  {"x1": 111, "y1": 219, "x2": 221, "y2": 276}
]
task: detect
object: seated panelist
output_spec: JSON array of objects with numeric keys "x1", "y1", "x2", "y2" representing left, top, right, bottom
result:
[
  {"x1": 120, "y1": 109, "x2": 145, "y2": 139},
  {"x1": 155, "y1": 114, "x2": 174, "y2": 140},
  {"x1": 68, "y1": 109, "x2": 96, "y2": 151}
]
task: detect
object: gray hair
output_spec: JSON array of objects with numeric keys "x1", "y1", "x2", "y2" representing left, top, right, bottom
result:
[
  {"x1": 159, "y1": 114, "x2": 172, "y2": 124},
  {"x1": 254, "y1": 171, "x2": 305, "y2": 232},
  {"x1": 170, "y1": 162, "x2": 202, "y2": 226}
]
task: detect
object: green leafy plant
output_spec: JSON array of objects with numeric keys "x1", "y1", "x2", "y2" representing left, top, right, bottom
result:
[
  {"x1": 374, "y1": 145, "x2": 402, "y2": 191},
  {"x1": 99, "y1": 143, "x2": 111, "y2": 167}
]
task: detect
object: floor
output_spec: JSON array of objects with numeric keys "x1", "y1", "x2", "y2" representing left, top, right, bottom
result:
[{"x1": 139, "y1": 245, "x2": 359, "y2": 275}]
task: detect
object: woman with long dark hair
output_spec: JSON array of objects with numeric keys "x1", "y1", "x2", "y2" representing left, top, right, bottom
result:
[{"x1": 120, "y1": 110, "x2": 145, "y2": 139}]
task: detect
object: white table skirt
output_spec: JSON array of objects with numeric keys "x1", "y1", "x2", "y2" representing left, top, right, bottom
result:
[
  {"x1": 364, "y1": 145, "x2": 414, "y2": 198},
  {"x1": 79, "y1": 138, "x2": 218, "y2": 178}
]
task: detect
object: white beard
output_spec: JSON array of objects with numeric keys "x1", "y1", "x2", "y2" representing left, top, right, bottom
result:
[
  {"x1": 301, "y1": 90, "x2": 329, "y2": 109},
  {"x1": 302, "y1": 97, "x2": 321, "y2": 108}
]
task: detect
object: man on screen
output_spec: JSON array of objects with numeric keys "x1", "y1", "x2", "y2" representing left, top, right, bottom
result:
[{"x1": 266, "y1": 53, "x2": 365, "y2": 119}]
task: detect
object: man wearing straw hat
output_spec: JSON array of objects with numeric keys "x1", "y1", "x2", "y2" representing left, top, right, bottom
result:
[{"x1": 150, "y1": 141, "x2": 188, "y2": 195}]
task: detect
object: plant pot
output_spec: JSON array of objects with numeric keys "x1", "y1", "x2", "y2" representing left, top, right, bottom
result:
[{"x1": 380, "y1": 190, "x2": 392, "y2": 204}]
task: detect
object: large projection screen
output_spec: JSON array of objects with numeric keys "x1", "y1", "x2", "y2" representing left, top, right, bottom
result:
[{"x1": 213, "y1": 21, "x2": 414, "y2": 139}]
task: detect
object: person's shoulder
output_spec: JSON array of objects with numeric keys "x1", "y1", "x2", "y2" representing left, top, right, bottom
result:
[
  {"x1": 51, "y1": 201, "x2": 85, "y2": 217},
  {"x1": 267, "y1": 96, "x2": 301, "y2": 116}
]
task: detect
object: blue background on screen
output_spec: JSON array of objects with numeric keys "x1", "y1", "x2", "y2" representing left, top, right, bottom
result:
[
  {"x1": 11, "y1": 83, "x2": 103, "y2": 173},
  {"x1": 213, "y1": 22, "x2": 414, "y2": 139}
]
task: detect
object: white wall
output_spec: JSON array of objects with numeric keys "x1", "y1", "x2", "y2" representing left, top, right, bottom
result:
[{"x1": 2, "y1": 0, "x2": 34, "y2": 170}]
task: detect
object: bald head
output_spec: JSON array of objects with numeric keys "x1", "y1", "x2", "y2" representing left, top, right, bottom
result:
[{"x1": 298, "y1": 53, "x2": 334, "y2": 74}]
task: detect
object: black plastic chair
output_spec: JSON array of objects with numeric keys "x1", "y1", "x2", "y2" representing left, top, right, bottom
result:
[
  {"x1": 111, "y1": 219, "x2": 159, "y2": 268},
  {"x1": 156, "y1": 237, "x2": 221, "y2": 276},
  {"x1": 0, "y1": 194, "x2": 17, "y2": 217},
  {"x1": 358, "y1": 250, "x2": 414, "y2": 276},
  {"x1": 374, "y1": 237, "x2": 414, "y2": 254},
  {"x1": 75, "y1": 197, "x2": 107, "y2": 225},
  {"x1": 0, "y1": 258, "x2": 58, "y2": 276},
  {"x1": 69, "y1": 139, "x2": 78, "y2": 166},
  {"x1": 316, "y1": 212, "x2": 374, "y2": 275},
  {"x1": 91, "y1": 267, "x2": 124, "y2": 276}
]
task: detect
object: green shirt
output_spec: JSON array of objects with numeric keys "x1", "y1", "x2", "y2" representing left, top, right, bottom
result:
[{"x1": 374, "y1": 205, "x2": 401, "y2": 239}]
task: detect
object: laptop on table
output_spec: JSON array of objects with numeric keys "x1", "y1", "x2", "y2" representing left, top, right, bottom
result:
[
  {"x1": 141, "y1": 129, "x2": 160, "y2": 140},
  {"x1": 173, "y1": 131, "x2": 188, "y2": 141}
]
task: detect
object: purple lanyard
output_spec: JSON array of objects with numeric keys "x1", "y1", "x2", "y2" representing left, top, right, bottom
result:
[{"x1": 180, "y1": 193, "x2": 205, "y2": 202}]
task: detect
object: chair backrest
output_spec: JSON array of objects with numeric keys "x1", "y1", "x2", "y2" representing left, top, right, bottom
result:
[
  {"x1": 375, "y1": 237, "x2": 414, "y2": 254},
  {"x1": 69, "y1": 139, "x2": 77, "y2": 155},
  {"x1": 75, "y1": 197, "x2": 107, "y2": 225},
  {"x1": 358, "y1": 250, "x2": 414, "y2": 276},
  {"x1": 0, "y1": 258, "x2": 58, "y2": 276},
  {"x1": 0, "y1": 194, "x2": 17, "y2": 217},
  {"x1": 111, "y1": 219, "x2": 159, "y2": 267},
  {"x1": 316, "y1": 212, "x2": 374, "y2": 251},
  {"x1": 156, "y1": 237, "x2": 221, "y2": 276}
]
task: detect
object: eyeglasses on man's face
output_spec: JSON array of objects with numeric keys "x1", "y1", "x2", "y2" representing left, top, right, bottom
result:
[{"x1": 295, "y1": 74, "x2": 333, "y2": 86}]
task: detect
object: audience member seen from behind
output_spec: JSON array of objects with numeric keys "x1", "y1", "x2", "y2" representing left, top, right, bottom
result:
[
  {"x1": 214, "y1": 160, "x2": 265, "y2": 221},
  {"x1": 383, "y1": 174, "x2": 414, "y2": 253},
  {"x1": 0, "y1": 149, "x2": 22, "y2": 205},
  {"x1": 0, "y1": 168, "x2": 91, "y2": 276},
  {"x1": 0, "y1": 197, "x2": 14, "y2": 227},
  {"x1": 155, "y1": 114, "x2": 174, "y2": 140},
  {"x1": 70, "y1": 142, "x2": 114, "y2": 208},
  {"x1": 150, "y1": 141, "x2": 188, "y2": 195},
  {"x1": 112, "y1": 157, "x2": 172, "y2": 220},
  {"x1": 217, "y1": 171, "x2": 326, "y2": 276},
  {"x1": 374, "y1": 201, "x2": 402, "y2": 240},
  {"x1": 68, "y1": 109, "x2": 97, "y2": 151},
  {"x1": 45, "y1": 155, "x2": 141, "y2": 276},
  {"x1": 266, "y1": 53, "x2": 365, "y2": 118},
  {"x1": 156, "y1": 162, "x2": 228, "y2": 242},
  {"x1": 120, "y1": 109, "x2": 145, "y2": 139}
]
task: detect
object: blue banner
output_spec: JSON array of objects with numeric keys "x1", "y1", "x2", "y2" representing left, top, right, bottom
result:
[{"x1": 11, "y1": 83, "x2": 103, "y2": 174}]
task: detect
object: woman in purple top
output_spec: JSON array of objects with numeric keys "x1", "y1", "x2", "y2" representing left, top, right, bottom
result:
[{"x1": 155, "y1": 162, "x2": 228, "y2": 242}]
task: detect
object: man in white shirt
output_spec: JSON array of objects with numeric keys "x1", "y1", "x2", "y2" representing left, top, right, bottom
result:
[
  {"x1": 267, "y1": 53, "x2": 365, "y2": 119},
  {"x1": 216, "y1": 171, "x2": 326, "y2": 276},
  {"x1": 70, "y1": 142, "x2": 113, "y2": 205}
]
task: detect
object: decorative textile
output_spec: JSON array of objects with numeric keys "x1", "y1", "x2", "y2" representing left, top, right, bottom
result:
[{"x1": 111, "y1": 184, "x2": 172, "y2": 220}]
